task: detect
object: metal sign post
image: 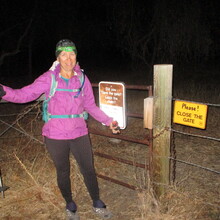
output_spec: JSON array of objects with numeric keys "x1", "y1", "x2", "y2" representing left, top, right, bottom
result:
[
  {"x1": 0, "y1": 170, "x2": 9, "y2": 198},
  {"x1": 99, "y1": 81, "x2": 126, "y2": 129}
]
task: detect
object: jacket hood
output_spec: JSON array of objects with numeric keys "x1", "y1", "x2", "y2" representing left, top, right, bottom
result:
[{"x1": 52, "y1": 62, "x2": 82, "y2": 75}]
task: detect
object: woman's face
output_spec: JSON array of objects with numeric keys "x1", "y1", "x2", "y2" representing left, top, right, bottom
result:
[{"x1": 57, "y1": 51, "x2": 77, "y2": 72}]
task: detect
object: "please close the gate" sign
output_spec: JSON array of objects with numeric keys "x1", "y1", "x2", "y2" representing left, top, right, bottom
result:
[
  {"x1": 99, "y1": 81, "x2": 126, "y2": 129},
  {"x1": 173, "y1": 100, "x2": 208, "y2": 129}
]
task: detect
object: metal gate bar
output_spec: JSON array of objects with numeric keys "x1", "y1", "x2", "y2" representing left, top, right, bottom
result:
[
  {"x1": 92, "y1": 83, "x2": 151, "y2": 91},
  {"x1": 89, "y1": 128, "x2": 149, "y2": 145},
  {"x1": 94, "y1": 151, "x2": 148, "y2": 169},
  {"x1": 90, "y1": 84, "x2": 153, "y2": 190},
  {"x1": 126, "y1": 112, "x2": 143, "y2": 118}
]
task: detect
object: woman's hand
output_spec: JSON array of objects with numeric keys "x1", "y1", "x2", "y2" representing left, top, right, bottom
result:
[{"x1": 110, "y1": 121, "x2": 120, "y2": 134}]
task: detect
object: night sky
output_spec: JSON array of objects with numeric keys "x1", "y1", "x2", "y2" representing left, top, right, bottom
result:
[{"x1": 0, "y1": 0, "x2": 219, "y2": 85}]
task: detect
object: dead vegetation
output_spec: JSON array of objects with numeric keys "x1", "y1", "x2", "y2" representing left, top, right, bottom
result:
[{"x1": 0, "y1": 76, "x2": 219, "y2": 219}]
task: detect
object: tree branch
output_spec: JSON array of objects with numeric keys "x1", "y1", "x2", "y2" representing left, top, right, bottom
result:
[{"x1": 0, "y1": 18, "x2": 33, "y2": 66}]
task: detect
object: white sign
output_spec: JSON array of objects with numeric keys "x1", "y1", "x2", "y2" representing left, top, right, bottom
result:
[{"x1": 99, "y1": 81, "x2": 126, "y2": 129}]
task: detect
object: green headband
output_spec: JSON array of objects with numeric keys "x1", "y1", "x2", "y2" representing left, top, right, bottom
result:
[{"x1": 56, "y1": 46, "x2": 77, "y2": 53}]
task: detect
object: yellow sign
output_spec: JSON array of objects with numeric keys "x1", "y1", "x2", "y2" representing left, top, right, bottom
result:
[{"x1": 173, "y1": 101, "x2": 208, "y2": 129}]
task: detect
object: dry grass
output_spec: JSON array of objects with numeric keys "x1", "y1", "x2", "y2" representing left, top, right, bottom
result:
[{"x1": 0, "y1": 67, "x2": 219, "y2": 219}]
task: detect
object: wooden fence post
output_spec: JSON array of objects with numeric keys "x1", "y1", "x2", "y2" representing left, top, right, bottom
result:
[{"x1": 151, "y1": 64, "x2": 173, "y2": 198}]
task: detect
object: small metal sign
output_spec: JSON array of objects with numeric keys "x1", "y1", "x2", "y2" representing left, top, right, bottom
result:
[
  {"x1": 173, "y1": 100, "x2": 208, "y2": 129},
  {"x1": 99, "y1": 81, "x2": 126, "y2": 129}
]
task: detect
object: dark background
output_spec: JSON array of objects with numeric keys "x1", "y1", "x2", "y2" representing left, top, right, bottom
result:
[{"x1": 0, "y1": 0, "x2": 219, "y2": 86}]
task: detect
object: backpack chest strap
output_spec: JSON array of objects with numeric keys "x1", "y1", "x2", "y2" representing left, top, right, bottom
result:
[
  {"x1": 56, "y1": 88, "x2": 80, "y2": 92},
  {"x1": 48, "y1": 111, "x2": 88, "y2": 120}
]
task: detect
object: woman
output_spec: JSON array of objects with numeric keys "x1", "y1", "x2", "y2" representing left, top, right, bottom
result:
[{"x1": 0, "y1": 39, "x2": 119, "y2": 220}]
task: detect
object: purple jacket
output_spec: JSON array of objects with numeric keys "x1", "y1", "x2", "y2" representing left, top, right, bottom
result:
[{"x1": 2, "y1": 63, "x2": 113, "y2": 140}]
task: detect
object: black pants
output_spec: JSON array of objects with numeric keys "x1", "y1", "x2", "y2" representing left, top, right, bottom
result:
[{"x1": 45, "y1": 135, "x2": 100, "y2": 203}]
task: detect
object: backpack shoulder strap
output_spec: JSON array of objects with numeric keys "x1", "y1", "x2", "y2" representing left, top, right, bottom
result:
[
  {"x1": 42, "y1": 74, "x2": 58, "y2": 122},
  {"x1": 73, "y1": 70, "x2": 85, "y2": 98},
  {"x1": 49, "y1": 74, "x2": 58, "y2": 98},
  {"x1": 79, "y1": 69, "x2": 85, "y2": 87}
]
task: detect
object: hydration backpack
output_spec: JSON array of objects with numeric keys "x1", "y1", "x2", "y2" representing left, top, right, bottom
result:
[{"x1": 42, "y1": 71, "x2": 88, "y2": 122}]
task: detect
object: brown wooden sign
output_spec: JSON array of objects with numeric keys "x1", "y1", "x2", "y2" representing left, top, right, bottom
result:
[{"x1": 99, "y1": 81, "x2": 126, "y2": 129}]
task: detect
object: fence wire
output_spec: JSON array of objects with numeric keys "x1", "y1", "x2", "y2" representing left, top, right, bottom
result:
[
  {"x1": 170, "y1": 98, "x2": 220, "y2": 178},
  {"x1": 0, "y1": 101, "x2": 41, "y2": 136},
  {"x1": 169, "y1": 156, "x2": 220, "y2": 175},
  {"x1": 173, "y1": 98, "x2": 220, "y2": 107},
  {"x1": 172, "y1": 129, "x2": 220, "y2": 142},
  {"x1": 0, "y1": 118, "x2": 44, "y2": 145},
  {"x1": 170, "y1": 128, "x2": 220, "y2": 176},
  {"x1": 0, "y1": 101, "x2": 44, "y2": 145},
  {"x1": 0, "y1": 112, "x2": 38, "y2": 117},
  {"x1": 0, "y1": 99, "x2": 219, "y2": 181}
]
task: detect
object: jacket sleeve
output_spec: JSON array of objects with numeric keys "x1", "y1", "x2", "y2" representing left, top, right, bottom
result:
[
  {"x1": 1, "y1": 72, "x2": 51, "y2": 103},
  {"x1": 83, "y1": 76, "x2": 113, "y2": 126}
]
